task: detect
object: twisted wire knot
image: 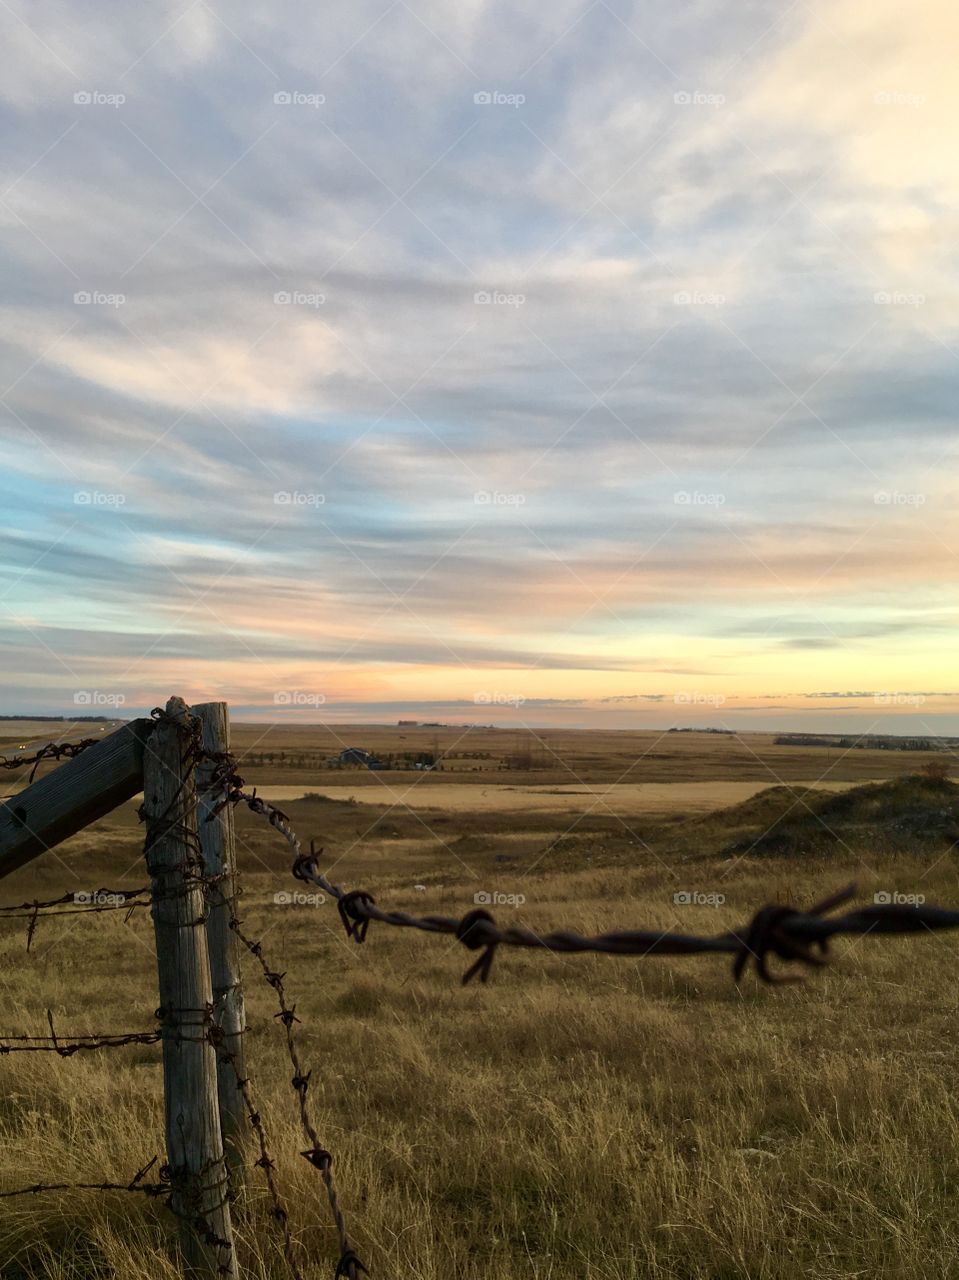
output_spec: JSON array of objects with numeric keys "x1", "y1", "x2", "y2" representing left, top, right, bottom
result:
[
  {"x1": 456, "y1": 909, "x2": 498, "y2": 984},
  {"x1": 338, "y1": 890, "x2": 375, "y2": 943},
  {"x1": 335, "y1": 1248, "x2": 369, "y2": 1278},
  {"x1": 732, "y1": 884, "x2": 854, "y2": 983}
]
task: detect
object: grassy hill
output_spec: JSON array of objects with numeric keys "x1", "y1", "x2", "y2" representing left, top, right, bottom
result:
[{"x1": 708, "y1": 774, "x2": 959, "y2": 859}]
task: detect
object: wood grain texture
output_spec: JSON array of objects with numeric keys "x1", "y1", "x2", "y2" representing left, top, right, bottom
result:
[
  {"x1": 0, "y1": 719, "x2": 153, "y2": 880},
  {"x1": 195, "y1": 701, "x2": 248, "y2": 1179},
  {"x1": 143, "y1": 697, "x2": 236, "y2": 1277}
]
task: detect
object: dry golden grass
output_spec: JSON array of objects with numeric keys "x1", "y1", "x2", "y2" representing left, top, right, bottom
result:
[{"x1": 2, "y1": 739, "x2": 958, "y2": 1278}]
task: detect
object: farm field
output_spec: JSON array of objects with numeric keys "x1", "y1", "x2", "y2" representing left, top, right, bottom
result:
[
  {"x1": 255, "y1": 779, "x2": 858, "y2": 816},
  {"x1": 3, "y1": 721, "x2": 952, "y2": 788},
  {"x1": 2, "y1": 725, "x2": 959, "y2": 1278}
]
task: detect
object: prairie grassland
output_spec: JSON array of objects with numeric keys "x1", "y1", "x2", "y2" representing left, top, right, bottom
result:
[
  {"x1": 224, "y1": 723, "x2": 950, "y2": 787},
  {"x1": 1, "y1": 742, "x2": 959, "y2": 1279}
]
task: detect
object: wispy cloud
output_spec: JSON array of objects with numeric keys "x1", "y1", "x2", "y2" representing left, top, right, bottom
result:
[{"x1": 1, "y1": 0, "x2": 957, "y2": 726}]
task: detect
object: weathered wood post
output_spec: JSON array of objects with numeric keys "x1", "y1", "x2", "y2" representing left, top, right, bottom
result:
[
  {"x1": 142, "y1": 696, "x2": 237, "y2": 1277},
  {"x1": 0, "y1": 720, "x2": 152, "y2": 878},
  {"x1": 194, "y1": 701, "x2": 247, "y2": 1178}
]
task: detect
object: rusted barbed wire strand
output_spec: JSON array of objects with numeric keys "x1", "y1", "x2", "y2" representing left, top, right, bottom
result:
[
  {"x1": 0, "y1": 1155, "x2": 170, "y2": 1200},
  {"x1": 197, "y1": 736, "x2": 368, "y2": 1276},
  {"x1": 0, "y1": 738, "x2": 97, "y2": 782},
  {"x1": 0, "y1": 886, "x2": 152, "y2": 950},
  {"x1": 205, "y1": 770, "x2": 959, "y2": 987},
  {"x1": 296, "y1": 853, "x2": 959, "y2": 985},
  {"x1": 0, "y1": 1030, "x2": 163, "y2": 1055},
  {"x1": 0, "y1": 878, "x2": 222, "y2": 950},
  {"x1": 0, "y1": 887, "x2": 151, "y2": 916},
  {"x1": 194, "y1": 742, "x2": 301, "y2": 859},
  {"x1": 227, "y1": 912, "x2": 366, "y2": 1279},
  {"x1": 215, "y1": 1042, "x2": 306, "y2": 1280},
  {"x1": 0, "y1": 1000, "x2": 222, "y2": 1055}
]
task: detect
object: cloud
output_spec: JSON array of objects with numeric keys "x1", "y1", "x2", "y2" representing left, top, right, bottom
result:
[{"x1": 1, "y1": 0, "x2": 957, "y2": 726}]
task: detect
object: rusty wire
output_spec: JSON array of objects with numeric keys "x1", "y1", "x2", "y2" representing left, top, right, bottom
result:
[
  {"x1": 293, "y1": 853, "x2": 959, "y2": 985},
  {"x1": 0, "y1": 886, "x2": 151, "y2": 950},
  {"x1": 0, "y1": 1003, "x2": 226, "y2": 1056},
  {"x1": 0, "y1": 1155, "x2": 170, "y2": 1201},
  {"x1": 0, "y1": 738, "x2": 97, "y2": 782},
  {"x1": 0, "y1": 1029, "x2": 163, "y2": 1056},
  {"x1": 212, "y1": 776, "x2": 959, "y2": 987},
  {"x1": 215, "y1": 1040, "x2": 306, "y2": 1280},
  {"x1": 227, "y1": 912, "x2": 367, "y2": 1280},
  {"x1": 0, "y1": 886, "x2": 151, "y2": 916},
  {"x1": 164, "y1": 1153, "x2": 234, "y2": 1275}
]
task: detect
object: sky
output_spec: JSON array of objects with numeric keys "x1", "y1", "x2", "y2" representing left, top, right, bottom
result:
[{"x1": 1, "y1": 0, "x2": 957, "y2": 732}]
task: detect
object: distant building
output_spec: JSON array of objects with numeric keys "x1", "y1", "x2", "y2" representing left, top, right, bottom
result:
[
  {"x1": 330, "y1": 747, "x2": 386, "y2": 769},
  {"x1": 398, "y1": 720, "x2": 419, "y2": 726}
]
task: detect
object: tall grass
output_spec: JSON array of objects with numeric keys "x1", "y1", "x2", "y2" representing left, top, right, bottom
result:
[{"x1": 1, "y1": 793, "x2": 958, "y2": 1278}]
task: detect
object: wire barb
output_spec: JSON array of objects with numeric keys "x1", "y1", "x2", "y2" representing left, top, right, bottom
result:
[
  {"x1": 228, "y1": 911, "x2": 367, "y2": 1279},
  {"x1": 456, "y1": 909, "x2": 498, "y2": 984},
  {"x1": 0, "y1": 1156, "x2": 169, "y2": 1201},
  {"x1": 338, "y1": 890, "x2": 375, "y2": 943},
  {"x1": 0, "y1": 738, "x2": 97, "y2": 782}
]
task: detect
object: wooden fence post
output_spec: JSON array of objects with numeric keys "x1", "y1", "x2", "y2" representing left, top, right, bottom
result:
[
  {"x1": 0, "y1": 719, "x2": 152, "y2": 879},
  {"x1": 194, "y1": 701, "x2": 247, "y2": 1179},
  {"x1": 142, "y1": 697, "x2": 237, "y2": 1278}
]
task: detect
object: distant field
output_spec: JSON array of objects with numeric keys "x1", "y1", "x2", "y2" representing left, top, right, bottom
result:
[
  {"x1": 258, "y1": 778, "x2": 858, "y2": 815},
  {"x1": 228, "y1": 722, "x2": 949, "y2": 786},
  {"x1": 2, "y1": 721, "x2": 947, "y2": 791}
]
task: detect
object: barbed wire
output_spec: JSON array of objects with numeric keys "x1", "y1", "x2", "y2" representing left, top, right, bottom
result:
[
  {"x1": 157, "y1": 706, "x2": 365, "y2": 1279},
  {"x1": 0, "y1": 1005, "x2": 222, "y2": 1056},
  {"x1": 0, "y1": 1155, "x2": 169, "y2": 1201},
  {"x1": 228, "y1": 912, "x2": 367, "y2": 1280},
  {"x1": 214, "y1": 1040, "x2": 306, "y2": 1280},
  {"x1": 0, "y1": 886, "x2": 151, "y2": 916},
  {"x1": 0, "y1": 1030, "x2": 163, "y2": 1056},
  {"x1": 207, "y1": 775, "x2": 959, "y2": 987},
  {"x1": 0, "y1": 886, "x2": 151, "y2": 950},
  {"x1": 0, "y1": 738, "x2": 97, "y2": 782},
  {"x1": 292, "y1": 853, "x2": 959, "y2": 984}
]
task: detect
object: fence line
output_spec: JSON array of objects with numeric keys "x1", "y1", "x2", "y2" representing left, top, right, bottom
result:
[
  {"x1": 5, "y1": 700, "x2": 959, "y2": 1278},
  {"x1": 228, "y1": 912, "x2": 366, "y2": 1279},
  {"x1": 0, "y1": 885, "x2": 150, "y2": 949},
  {"x1": 0, "y1": 875, "x2": 363, "y2": 1278},
  {"x1": 0, "y1": 1155, "x2": 169, "y2": 1201},
  {"x1": 0, "y1": 886, "x2": 151, "y2": 914},
  {"x1": 0, "y1": 710, "x2": 366, "y2": 1279},
  {"x1": 0, "y1": 1029, "x2": 163, "y2": 1055},
  {"x1": 208, "y1": 775, "x2": 959, "y2": 987}
]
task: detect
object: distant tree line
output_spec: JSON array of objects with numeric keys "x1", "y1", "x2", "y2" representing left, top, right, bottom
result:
[
  {"x1": 667, "y1": 727, "x2": 734, "y2": 735},
  {"x1": 775, "y1": 733, "x2": 956, "y2": 752},
  {"x1": 0, "y1": 714, "x2": 113, "y2": 722}
]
